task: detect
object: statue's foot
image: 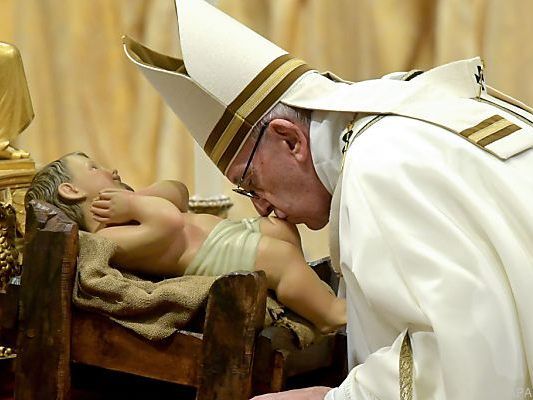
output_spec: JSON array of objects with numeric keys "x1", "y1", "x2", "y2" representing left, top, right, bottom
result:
[{"x1": 0, "y1": 145, "x2": 30, "y2": 160}]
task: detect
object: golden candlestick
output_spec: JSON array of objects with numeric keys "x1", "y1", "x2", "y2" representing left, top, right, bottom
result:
[{"x1": 188, "y1": 195, "x2": 233, "y2": 218}]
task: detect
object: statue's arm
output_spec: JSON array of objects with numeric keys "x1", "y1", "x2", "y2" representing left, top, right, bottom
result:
[
  {"x1": 136, "y1": 180, "x2": 189, "y2": 212},
  {"x1": 95, "y1": 193, "x2": 184, "y2": 271}
]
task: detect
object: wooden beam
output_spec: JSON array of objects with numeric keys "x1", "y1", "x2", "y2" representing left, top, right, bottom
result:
[
  {"x1": 197, "y1": 271, "x2": 267, "y2": 400},
  {"x1": 15, "y1": 201, "x2": 78, "y2": 400}
]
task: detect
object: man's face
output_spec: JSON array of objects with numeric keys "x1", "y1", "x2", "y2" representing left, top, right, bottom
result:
[
  {"x1": 65, "y1": 154, "x2": 124, "y2": 200},
  {"x1": 226, "y1": 120, "x2": 332, "y2": 230}
]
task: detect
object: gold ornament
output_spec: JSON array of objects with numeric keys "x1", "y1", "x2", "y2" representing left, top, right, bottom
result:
[
  {"x1": 0, "y1": 345, "x2": 16, "y2": 359},
  {"x1": 0, "y1": 203, "x2": 19, "y2": 292},
  {"x1": 0, "y1": 42, "x2": 33, "y2": 160}
]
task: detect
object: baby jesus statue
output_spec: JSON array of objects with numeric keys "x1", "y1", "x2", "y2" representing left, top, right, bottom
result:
[
  {"x1": 0, "y1": 42, "x2": 33, "y2": 159},
  {"x1": 25, "y1": 152, "x2": 346, "y2": 334}
]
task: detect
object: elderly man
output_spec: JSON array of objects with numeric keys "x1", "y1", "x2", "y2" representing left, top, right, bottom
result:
[{"x1": 124, "y1": 1, "x2": 533, "y2": 399}]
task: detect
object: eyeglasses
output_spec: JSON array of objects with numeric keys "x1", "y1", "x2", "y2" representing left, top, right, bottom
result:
[{"x1": 232, "y1": 122, "x2": 269, "y2": 199}]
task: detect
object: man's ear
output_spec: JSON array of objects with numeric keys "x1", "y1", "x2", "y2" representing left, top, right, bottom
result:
[
  {"x1": 268, "y1": 118, "x2": 309, "y2": 162},
  {"x1": 58, "y1": 182, "x2": 86, "y2": 201}
]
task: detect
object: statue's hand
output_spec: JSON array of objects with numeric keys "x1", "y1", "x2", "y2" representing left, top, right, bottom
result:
[{"x1": 90, "y1": 188, "x2": 136, "y2": 225}]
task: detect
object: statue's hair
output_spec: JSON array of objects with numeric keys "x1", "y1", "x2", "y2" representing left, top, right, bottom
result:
[
  {"x1": 25, "y1": 152, "x2": 89, "y2": 230},
  {"x1": 251, "y1": 103, "x2": 311, "y2": 140}
]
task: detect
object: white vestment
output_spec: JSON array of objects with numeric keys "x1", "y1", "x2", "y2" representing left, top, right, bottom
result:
[{"x1": 313, "y1": 62, "x2": 533, "y2": 399}]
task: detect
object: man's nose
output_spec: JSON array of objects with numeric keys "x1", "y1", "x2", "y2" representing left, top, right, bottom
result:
[{"x1": 252, "y1": 197, "x2": 273, "y2": 217}]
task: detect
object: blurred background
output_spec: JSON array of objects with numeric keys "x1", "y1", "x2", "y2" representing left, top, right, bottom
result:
[{"x1": 1, "y1": 0, "x2": 532, "y2": 260}]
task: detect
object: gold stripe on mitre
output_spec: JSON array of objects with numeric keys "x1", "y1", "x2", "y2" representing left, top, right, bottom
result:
[
  {"x1": 460, "y1": 115, "x2": 521, "y2": 148},
  {"x1": 205, "y1": 54, "x2": 312, "y2": 172}
]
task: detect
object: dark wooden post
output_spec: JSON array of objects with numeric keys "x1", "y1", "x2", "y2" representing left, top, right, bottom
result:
[
  {"x1": 197, "y1": 271, "x2": 267, "y2": 400},
  {"x1": 15, "y1": 201, "x2": 78, "y2": 400},
  {"x1": 251, "y1": 257, "x2": 348, "y2": 395}
]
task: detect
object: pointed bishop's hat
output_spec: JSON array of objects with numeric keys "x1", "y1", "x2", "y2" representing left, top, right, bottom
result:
[
  {"x1": 123, "y1": 0, "x2": 342, "y2": 174},
  {"x1": 124, "y1": 1, "x2": 493, "y2": 173}
]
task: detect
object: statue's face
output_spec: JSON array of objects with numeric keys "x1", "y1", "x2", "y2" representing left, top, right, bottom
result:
[{"x1": 65, "y1": 154, "x2": 124, "y2": 200}]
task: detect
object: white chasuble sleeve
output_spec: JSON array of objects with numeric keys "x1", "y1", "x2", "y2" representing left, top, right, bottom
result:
[{"x1": 326, "y1": 116, "x2": 533, "y2": 400}]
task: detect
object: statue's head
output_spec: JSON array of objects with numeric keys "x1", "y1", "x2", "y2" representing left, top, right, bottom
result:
[
  {"x1": 25, "y1": 152, "x2": 126, "y2": 231},
  {"x1": 25, "y1": 152, "x2": 89, "y2": 229}
]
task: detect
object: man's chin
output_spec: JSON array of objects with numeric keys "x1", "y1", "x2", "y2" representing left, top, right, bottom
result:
[
  {"x1": 281, "y1": 213, "x2": 329, "y2": 230},
  {"x1": 303, "y1": 217, "x2": 329, "y2": 231}
]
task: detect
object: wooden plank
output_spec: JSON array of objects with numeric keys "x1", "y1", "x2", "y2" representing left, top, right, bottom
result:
[
  {"x1": 71, "y1": 310, "x2": 203, "y2": 386},
  {"x1": 252, "y1": 257, "x2": 346, "y2": 395},
  {"x1": 252, "y1": 327, "x2": 347, "y2": 394},
  {"x1": 15, "y1": 201, "x2": 78, "y2": 400},
  {"x1": 251, "y1": 326, "x2": 291, "y2": 394},
  {"x1": 197, "y1": 271, "x2": 267, "y2": 400}
]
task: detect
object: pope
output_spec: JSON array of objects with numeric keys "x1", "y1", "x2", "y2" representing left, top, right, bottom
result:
[{"x1": 124, "y1": 1, "x2": 533, "y2": 399}]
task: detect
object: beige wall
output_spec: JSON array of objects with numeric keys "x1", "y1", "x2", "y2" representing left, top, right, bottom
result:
[{"x1": 2, "y1": 0, "x2": 531, "y2": 260}]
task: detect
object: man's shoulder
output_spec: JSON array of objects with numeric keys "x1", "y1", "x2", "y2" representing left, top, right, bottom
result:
[
  {"x1": 342, "y1": 112, "x2": 533, "y2": 192},
  {"x1": 341, "y1": 112, "x2": 512, "y2": 185},
  {"x1": 346, "y1": 115, "x2": 449, "y2": 165}
]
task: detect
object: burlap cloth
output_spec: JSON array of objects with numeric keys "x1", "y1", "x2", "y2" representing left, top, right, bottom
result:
[{"x1": 73, "y1": 232, "x2": 319, "y2": 347}]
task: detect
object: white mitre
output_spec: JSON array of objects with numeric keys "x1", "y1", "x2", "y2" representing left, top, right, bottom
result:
[
  {"x1": 123, "y1": 0, "x2": 339, "y2": 173},
  {"x1": 123, "y1": 0, "x2": 533, "y2": 174}
]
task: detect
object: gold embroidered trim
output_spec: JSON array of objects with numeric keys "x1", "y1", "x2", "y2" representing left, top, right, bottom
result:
[
  {"x1": 400, "y1": 331, "x2": 413, "y2": 400},
  {"x1": 205, "y1": 53, "x2": 293, "y2": 155},
  {"x1": 205, "y1": 53, "x2": 311, "y2": 171},
  {"x1": 460, "y1": 115, "x2": 521, "y2": 148},
  {"x1": 210, "y1": 58, "x2": 307, "y2": 164}
]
